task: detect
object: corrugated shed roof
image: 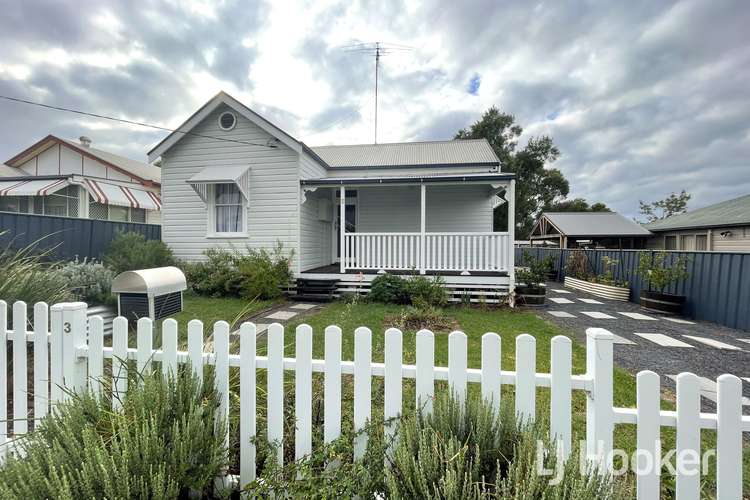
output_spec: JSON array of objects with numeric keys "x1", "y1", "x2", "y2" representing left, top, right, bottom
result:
[
  {"x1": 645, "y1": 194, "x2": 750, "y2": 231},
  {"x1": 310, "y1": 139, "x2": 500, "y2": 168},
  {"x1": 58, "y1": 139, "x2": 161, "y2": 183},
  {"x1": 542, "y1": 212, "x2": 652, "y2": 237}
]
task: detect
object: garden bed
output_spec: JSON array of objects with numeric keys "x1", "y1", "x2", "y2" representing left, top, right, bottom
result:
[{"x1": 563, "y1": 276, "x2": 630, "y2": 301}]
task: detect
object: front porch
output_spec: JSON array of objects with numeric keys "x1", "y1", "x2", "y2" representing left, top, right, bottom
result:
[
  {"x1": 298, "y1": 172, "x2": 516, "y2": 301},
  {"x1": 300, "y1": 173, "x2": 516, "y2": 277}
]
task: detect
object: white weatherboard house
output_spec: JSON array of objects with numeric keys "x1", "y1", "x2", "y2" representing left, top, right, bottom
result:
[{"x1": 148, "y1": 92, "x2": 516, "y2": 301}]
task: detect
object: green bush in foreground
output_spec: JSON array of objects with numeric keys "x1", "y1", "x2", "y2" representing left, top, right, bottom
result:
[
  {"x1": 103, "y1": 231, "x2": 175, "y2": 274},
  {"x1": 246, "y1": 392, "x2": 631, "y2": 499},
  {"x1": 58, "y1": 258, "x2": 116, "y2": 305},
  {"x1": 0, "y1": 232, "x2": 71, "y2": 307},
  {"x1": 0, "y1": 369, "x2": 227, "y2": 499}
]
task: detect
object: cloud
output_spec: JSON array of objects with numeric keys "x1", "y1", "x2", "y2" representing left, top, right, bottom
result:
[{"x1": 0, "y1": 0, "x2": 748, "y2": 218}]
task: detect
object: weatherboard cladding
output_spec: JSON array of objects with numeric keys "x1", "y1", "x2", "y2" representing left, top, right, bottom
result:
[
  {"x1": 310, "y1": 139, "x2": 500, "y2": 169},
  {"x1": 541, "y1": 212, "x2": 651, "y2": 237},
  {"x1": 645, "y1": 194, "x2": 750, "y2": 231},
  {"x1": 160, "y1": 103, "x2": 300, "y2": 262}
]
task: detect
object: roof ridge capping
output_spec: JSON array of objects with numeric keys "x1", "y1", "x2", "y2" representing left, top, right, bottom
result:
[{"x1": 310, "y1": 138, "x2": 490, "y2": 148}]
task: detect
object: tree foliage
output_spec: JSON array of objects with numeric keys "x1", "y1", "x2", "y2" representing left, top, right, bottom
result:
[
  {"x1": 638, "y1": 190, "x2": 691, "y2": 223},
  {"x1": 545, "y1": 197, "x2": 610, "y2": 212},
  {"x1": 455, "y1": 107, "x2": 569, "y2": 238}
]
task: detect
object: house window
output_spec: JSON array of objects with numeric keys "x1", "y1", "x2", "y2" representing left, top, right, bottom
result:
[
  {"x1": 213, "y1": 183, "x2": 244, "y2": 234},
  {"x1": 0, "y1": 196, "x2": 27, "y2": 213},
  {"x1": 109, "y1": 205, "x2": 129, "y2": 222},
  {"x1": 131, "y1": 208, "x2": 146, "y2": 223},
  {"x1": 695, "y1": 234, "x2": 707, "y2": 251},
  {"x1": 89, "y1": 196, "x2": 149, "y2": 223},
  {"x1": 23, "y1": 186, "x2": 80, "y2": 217},
  {"x1": 664, "y1": 235, "x2": 677, "y2": 250}
]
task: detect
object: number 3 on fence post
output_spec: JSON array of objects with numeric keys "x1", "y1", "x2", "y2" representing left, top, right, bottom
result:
[{"x1": 60, "y1": 302, "x2": 89, "y2": 397}]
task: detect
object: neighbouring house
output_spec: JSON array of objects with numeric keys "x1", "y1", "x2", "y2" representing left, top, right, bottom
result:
[
  {"x1": 0, "y1": 135, "x2": 161, "y2": 224},
  {"x1": 147, "y1": 91, "x2": 516, "y2": 301},
  {"x1": 528, "y1": 212, "x2": 651, "y2": 249},
  {"x1": 645, "y1": 193, "x2": 750, "y2": 252}
]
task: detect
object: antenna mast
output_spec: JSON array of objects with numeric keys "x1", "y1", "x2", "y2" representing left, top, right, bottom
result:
[
  {"x1": 339, "y1": 41, "x2": 413, "y2": 144},
  {"x1": 374, "y1": 42, "x2": 380, "y2": 143}
]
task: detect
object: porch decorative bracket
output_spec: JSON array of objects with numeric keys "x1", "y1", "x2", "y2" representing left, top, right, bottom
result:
[{"x1": 301, "y1": 186, "x2": 319, "y2": 204}]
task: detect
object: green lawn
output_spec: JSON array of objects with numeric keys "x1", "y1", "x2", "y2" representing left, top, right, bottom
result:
[
  {"x1": 258, "y1": 301, "x2": 747, "y2": 498},
  {"x1": 157, "y1": 293, "x2": 280, "y2": 346}
]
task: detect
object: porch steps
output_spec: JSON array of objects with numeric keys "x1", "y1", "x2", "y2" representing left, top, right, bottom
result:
[{"x1": 293, "y1": 278, "x2": 340, "y2": 302}]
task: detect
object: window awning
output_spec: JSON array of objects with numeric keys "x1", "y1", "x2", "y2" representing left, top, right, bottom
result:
[
  {"x1": 0, "y1": 178, "x2": 71, "y2": 196},
  {"x1": 84, "y1": 179, "x2": 161, "y2": 210},
  {"x1": 186, "y1": 165, "x2": 251, "y2": 203}
]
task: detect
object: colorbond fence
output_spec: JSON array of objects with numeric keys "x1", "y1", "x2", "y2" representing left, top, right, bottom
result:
[
  {"x1": 516, "y1": 247, "x2": 750, "y2": 331},
  {"x1": 0, "y1": 212, "x2": 161, "y2": 261},
  {"x1": 2, "y1": 300, "x2": 748, "y2": 498}
]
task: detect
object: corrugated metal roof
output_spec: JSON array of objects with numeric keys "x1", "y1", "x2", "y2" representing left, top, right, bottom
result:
[
  {"x1": 541, "y1": 212, "x2": 652, "y2": 237},
  {"x1": 645, "y1": 194, "x2": 750, "y2": 231},
  {"x1": 309, "y1": 139, "x2": 500, "y2": 168}
]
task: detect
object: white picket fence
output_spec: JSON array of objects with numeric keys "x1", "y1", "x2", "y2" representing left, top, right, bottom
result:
[{"x1": 1, "y1": 299, "x2": 748, "y2": 498}]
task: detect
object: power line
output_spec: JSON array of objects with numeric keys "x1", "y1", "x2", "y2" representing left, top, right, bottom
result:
[{"x1": 0, "y1": 95, "x2": 280, "y2": 150}]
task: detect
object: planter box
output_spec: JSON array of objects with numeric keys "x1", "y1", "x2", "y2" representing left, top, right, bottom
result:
[
  {"x1": 640, "y1": 290, "x2": 686, "y2": 315},
  {"x1": 516, "y1": 285, "x2": 546, "y2": 306},
  {"x1": 563, "y1": 276, "x2": 630, "y2": 301}
]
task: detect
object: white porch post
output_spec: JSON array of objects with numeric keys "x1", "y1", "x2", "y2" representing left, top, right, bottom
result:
[
  {"x1": 420, "y1": 184, "x2": 426, "y2": 274},
  {"x1": 339, "y1": 186, "x2": 346, "y2": 273},
  {"x1": 508, "y1": 180, "x2": 516, "y2": 291}
]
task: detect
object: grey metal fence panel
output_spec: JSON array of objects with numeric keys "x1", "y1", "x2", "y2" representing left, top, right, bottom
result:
[
  {"x1": 516, "y1": 247, "x2": 750, "y2": 331},
  {"x1": 0, "y1": 212, "x2": 161, "y2": 261}
]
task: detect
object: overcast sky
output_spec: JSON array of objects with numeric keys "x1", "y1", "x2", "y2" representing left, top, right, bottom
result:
[{"x1": 1, "y1": 0, "x2": 748, "y2": 218}]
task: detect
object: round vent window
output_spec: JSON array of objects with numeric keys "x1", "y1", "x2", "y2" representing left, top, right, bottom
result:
[{"x1": 218, "y1": 111, "x2": 237, "y2": 131}]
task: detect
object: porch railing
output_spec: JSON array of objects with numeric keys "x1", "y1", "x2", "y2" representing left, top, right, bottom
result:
[{"x1": 343, "y1": 232, "x2": 511, "y2": 273}]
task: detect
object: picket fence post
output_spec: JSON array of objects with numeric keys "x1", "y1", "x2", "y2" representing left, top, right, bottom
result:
[
  {"x1": 0, "y1": 300, "x2": 6, "y2": 445},
  {"x1": 58, "y1": 302, "x2": 88, "y2": 398},
  {"x1": 585, "y1": 327, "x2": 613, "y2": 471}
]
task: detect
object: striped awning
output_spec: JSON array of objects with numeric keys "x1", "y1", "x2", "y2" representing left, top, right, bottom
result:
[
  {"x1": 84, "y1": 179, "x2": 162, "y2": 210},
  {"x1": 0, "y1": 178, "x2": 70, "y2": 196}
]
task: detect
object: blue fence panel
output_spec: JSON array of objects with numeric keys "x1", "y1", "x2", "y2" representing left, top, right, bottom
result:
[
  {"x1": 515, "y1": 247, "x2": 750, "y2": 331},
  {"x1": 0, "y1": 212, "x2": 161, "y2": 261}
]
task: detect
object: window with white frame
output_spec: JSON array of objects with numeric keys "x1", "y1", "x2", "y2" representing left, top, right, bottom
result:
[
  {"x1": 211, "y1": 183, "x2": 245, "y2": 234},
  {"x1": 89, "y1": 196, "x2": 148, "y2": 223}
]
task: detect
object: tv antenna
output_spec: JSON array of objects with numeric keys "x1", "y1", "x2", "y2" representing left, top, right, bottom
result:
[{"x1": 339, "y1": 41, "x2": 413, "y2": 143}]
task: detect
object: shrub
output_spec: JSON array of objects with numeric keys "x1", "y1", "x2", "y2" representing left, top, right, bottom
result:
[
  {"x1": 565, "y1": 250, "x2": 591, "y2": 280},
  {"x1": 103, "y1": 231, "x2": 175, "y2": 274},
  {"x1": 0, "y1": 369, "x2": 227, "y2": 499},
  {"x1": 387, "y1": 393, "x2": 630, "y2": 499},
  {"x1": 515, "y1": 251, "x2": 554, "y2": 288},
  {"x1": 58, "y1": 258, "x2": 116, "y2": 305},
  {"x1": 245, "y1": 392, "x2": 630, "y2": 499},
  {"x1": 386, "y1": 304, "x2": 456, "y2": 332},
  {"x1": 0, "y1": 233, "x2": 71, "y2": 306},
  {"x1": 368, "y1": 274, "x2": 410, "y2": 304},
  {"x1": 184, "y1": 248, "x2": 244, "y2": 297},
  {"x1": 236, "y1": 242, "x2": 294, "y2": 300},
  {"x1": 637, "y1": 251, "x2": 689, "y2": 292},
  {"x1": 406, "y1": 275, "x2": 448, "y2": 307}
]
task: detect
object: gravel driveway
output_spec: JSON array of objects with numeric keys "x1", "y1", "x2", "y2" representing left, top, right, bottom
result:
[{"x1": 536, "y1": 282, "x2": 750, "y2": 414}]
